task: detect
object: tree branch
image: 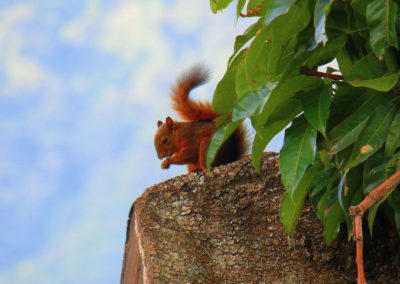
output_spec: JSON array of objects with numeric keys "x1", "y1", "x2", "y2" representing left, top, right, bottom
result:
[{"x1": 349, "y1": 170, "x2": 400, "y2": 284}]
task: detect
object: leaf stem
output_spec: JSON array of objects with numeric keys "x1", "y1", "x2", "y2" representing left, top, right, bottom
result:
[{"x1": 300, "y1": 66, "x2": 344, "y2": 80}]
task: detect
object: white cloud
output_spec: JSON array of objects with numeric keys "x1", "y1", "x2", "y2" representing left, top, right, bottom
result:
[
  {"x1": 0, "y1": 4, "x2": 61, "y2": 94},
  {"x1": 59, "y1": 0, "x2": 248, "y2": 105},
  {"x1": 0, "y1": 1, "x2": 260, "y2": 283},
  {"x1": 0, "y1": 135, "x2": 165, "y2": 284},
  {"x1": 60, "y1": 0, "x2": 103, "y2": 46}
]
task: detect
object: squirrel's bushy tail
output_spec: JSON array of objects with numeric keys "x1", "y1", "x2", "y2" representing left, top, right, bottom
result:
[{"x1": 171, "y1": 65, "x2": 218, "y2": 121}]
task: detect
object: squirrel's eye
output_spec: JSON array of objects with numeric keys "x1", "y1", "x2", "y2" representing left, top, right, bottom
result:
[{"x1": 161, "y1": 137, "x2": 169, "y2": 144}]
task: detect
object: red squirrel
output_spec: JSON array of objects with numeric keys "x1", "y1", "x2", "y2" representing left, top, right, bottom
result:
[{"x1": 154, "y1": 65, "x2": 248, "y2": 172}]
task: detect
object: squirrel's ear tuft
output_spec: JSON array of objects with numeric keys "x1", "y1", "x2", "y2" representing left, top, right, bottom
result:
[
  {"x1": 166, "y1": 116, "x2": 175, "y2": 129},
  {"x1": 157, "y1": 120, "x2": 163, "y2": 128}
]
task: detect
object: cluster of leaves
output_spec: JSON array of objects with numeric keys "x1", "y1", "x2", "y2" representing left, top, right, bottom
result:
[{"x1": 207, "y1": 0, "x2": 400, "y2": 243}]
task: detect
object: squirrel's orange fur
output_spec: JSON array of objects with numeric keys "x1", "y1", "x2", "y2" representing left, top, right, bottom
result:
[{"x1": 154, "y1": 65, "x2": 248, "y2": 172}]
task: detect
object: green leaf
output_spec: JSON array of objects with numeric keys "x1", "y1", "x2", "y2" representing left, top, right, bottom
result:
[
  {"x1": 386, "y1": 152, "x2": 400, "y2": 177},
  {"x1": 253, "y1": 76, "x2": 324, "y2": 127},
  {"x1": 245, "y1": 0, "x2": 312, "y2": 83},
  {"x1": 314, "y1": 0, "x2": 334, "y2": 45},
  {"x1": 206, "y1": 120, "x2": 243, "y2": 167},
  {"x1": 309, "y1": 167, "x2": 341, "y2": 223},
  {"x1": 300, "y1": 84, "x2": 332, "y2": 137},
  {"x1": 212, "y1": 50, "x2": 244, "y2": 114},
  {"x1": 236, "y1": 0, "x2": 247, "y2": 19},
  {"x1": 351, "y1": 0, "x2": 368, "y2": 31},
  {"x1": 369, "y1": 189, "x2": 396, "y2": 235},
  {"x1": 243, "y1": 26, "x2": 273, "y2": 85},
  {"x1": 280, "y1": 115, "x2": 317, "y2": 195},
  {"x1": 310, "y1": 164, "x2": 344, "y2": 244},
  {"x1": 247, "y1": 0, "x2": 264, "y2": 11},
  {"x1": 325, "y1": 0, "x2": 353, "y2": 35},
  {"x1": 280, "y1": 169, "x2": 315, "y2": 234},
  {"x1": 366, "y1": 0, "x2": 398, "y2": 58},
  {"x1": 228, "y1": 19, "x2": 262, "y2": 66},
  {"x1": 363, "y1": 150, "x2": 387, "y2": 194},
  {"x1": 305, "y1": 35, "x2": 347, "y2": 68},
  {"x1": 336, "y1": 46, "x2": 354, "y2": 77},
  {"x1": 388, "y1": 190, "x2": 400, "y2": 235},
  {"x1": 345, "y1": 53, "x2": 400, "y2": 91},
  {"x1": 326, "y1": 94, "x2": 388, "y2": 154},
  {"x1": 385, "y1": 109, "x2": 400, "y2": 157},
  {"x1": 324, "y1": 198, "x2": 345, "y2": 244},
  {"x1": 209, "y1": 0, "x2": 233, "y2": 13},
  {"x1": 345, "y1": 52, "x2": 385, "y2": 79},
  {"x1": 232, "y1": 82, "x2": 277, "y2": 122},
  {"x1": 235, "y1": 55, "x2": 253, "y2": 98},
  {"x1": 337, "y1": 169, "x2": 348, "y2": 211},
  {"x1": 362, "y1": 150, "x2": 387, "y2": 233},
  {"x1": 252, "y1": 98, "x2": 302, "y2": 171},
  {"x1": 327, "y1": 85, "x2": 378, "y2": 130},
  {"x1": 345, "y1": 102, "x2": 396, "y2": 169},
  {"x1": 262, "y1": 0, "x2": 296, "y2": 26},
  {"x1": 348, "y1": 72, "x2": 400, "y2": 92}
]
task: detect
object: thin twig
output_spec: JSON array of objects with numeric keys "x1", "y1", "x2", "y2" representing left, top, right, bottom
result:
[
  {"x1": 353, "y1": 215, "x2": 366, "y2": 284},
  {"x1": 349, "y1": 170, "x2": 400, "y2": 284},
  {"x1": 300, "y1": 66, "x2": 344, "y2": 80}
]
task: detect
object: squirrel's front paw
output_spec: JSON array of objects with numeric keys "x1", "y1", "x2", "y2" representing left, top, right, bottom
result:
[{"x1": 161, "y1": 159, "x2": 171, "y2": 169}]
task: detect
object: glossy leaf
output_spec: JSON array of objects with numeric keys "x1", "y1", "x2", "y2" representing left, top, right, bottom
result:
[
  {"x1": 310, "y1": 167, "x2": 343, "y2": 244},
  {"x1": 280, "y1": 115, "x2": 317, "y2": 195},
  {"x1": 337, "y1": 169, "x2": 348, "y2": 211},
  {"x1": 336, "y1": 47, "x2": 354, "y2": 77},
  {"x1": 280, "y1": 169, "x2": 315, "y2": 234},
  {"x1": 212, "y1": 50, "x2": 244, "y2": 114},
  {"x1": 210, "y1": 0, "x2": 233, "y2": 13},
  {"x1": 305, "y1": 35, "x2": 346, "y2": 68},
  {"x1": 228, "y1": 19, "x2": 262, "y2": 66},
  {"x1": 388, "y1": 190, "x2": 400, "y2": 235},
  {"x1": 366, "y1": 0, "x2": 398, "y2": 58},
  {"x1": 206, "y1": 120, "x2": 243, "y2": 167},
  {"x1": 348, "y1": 71, "x2": 400, "y2": 92},
  {"x1": 301, "y1": 84, "x2": 332, "y2": 137},
  {"x1": 345, "y1": 102, "x2": 396, "y2": 169},
  {"x1": 252, "y1": 98, "x2": 302, "y2": 171},
  {"x1": 235, "y1": 56, "x2": 253, "y2": 98},
  {"x1": 346, "y1": 53, "x2": 386, "y2": 80},
  {"x1": 232, "y1": 82, "x2": 277, "y2": 122},
  {"x1": 327, "y1": 86, "x2": 378, "y2": 131},
  {"x1": 236, "y1": 0, "x2": 246, "y2": 19},
  {"x1": 363, "y1": 150, "x2": 387, "y2": 194},
  {"x1": 245, "y1": 0, "x2": 311, "y2": 83},
  {"x1": 385, "y1": 109, "x2": 400, "y2": 157},
  {"x1": 323, "y1": 198, "x2": 345, "y2": 244},
  {"x1": 247, "y1": 0, "x2": 264, "y2": 11},
  {"x1": 253, "y1": 76, "x2": 324, "y2": 127},
  {"x1": 326, "y1": 94, "x2": 388, "y2": 154},
  {"x1": 314, "y1": 0, "x2": 334, "y2": 45},
  {"x1": 345, "y1": 53, "x2": 400, "y2": 91},
  {"x1": 206, "y1": 0, "x2": 400, "y2": 244},
  {"x1": 262, "y1": 0, "x2": 296, "y2": 25},
  {"x1": 362, "y1": 150, "x2": 387, "y2": 233}
]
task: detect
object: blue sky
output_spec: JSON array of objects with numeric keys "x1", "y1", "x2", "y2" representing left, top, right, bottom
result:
[{"x1": 0, "y1": 1, "x2": 282, "y2": 283}]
